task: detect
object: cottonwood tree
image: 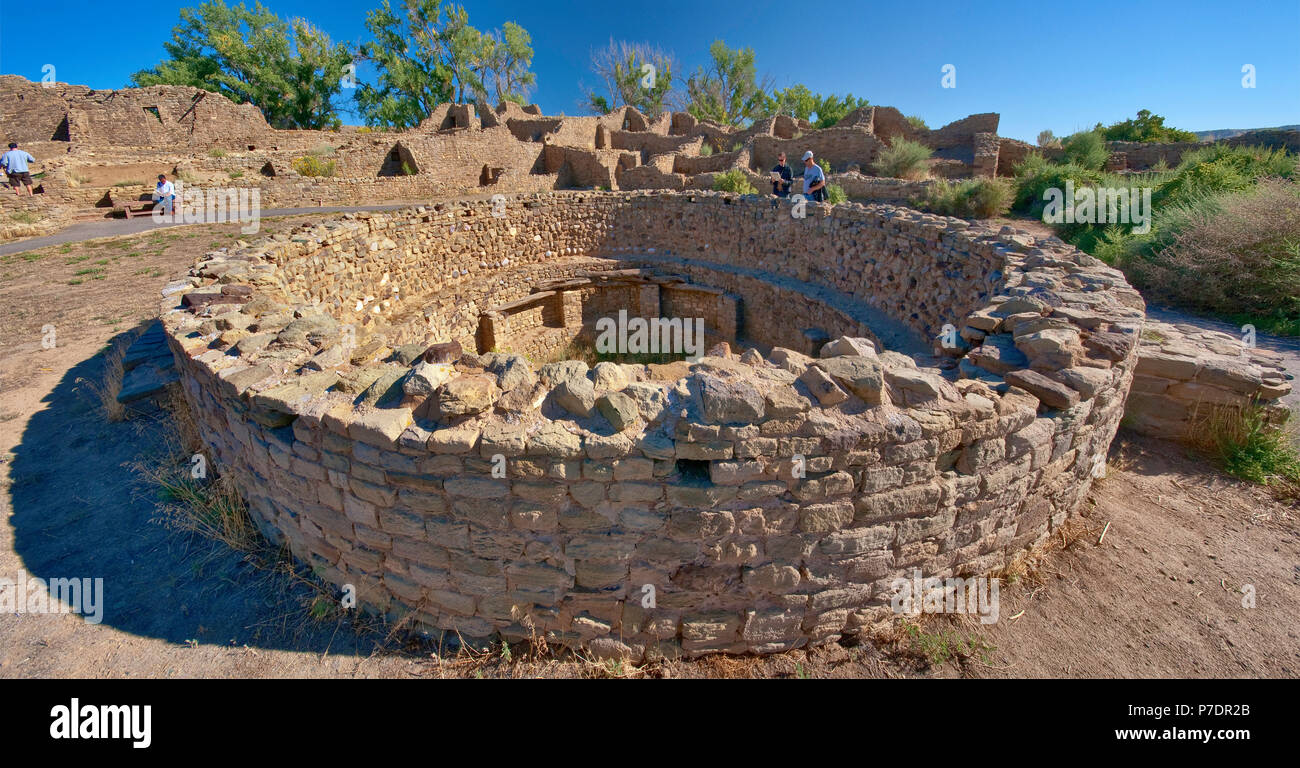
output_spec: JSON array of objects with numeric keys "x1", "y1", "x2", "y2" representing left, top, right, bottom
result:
[
  {"x1": 356, "y1": 0, "x2": 536, "y2": 127},
  {"x1": 685, "y1": 40, "x2": 772, "y2": 127},
  {"x1": 809, "y1": 93, "x2": 869, "y2": 128},
  {"x1": 1100, "y1": 109, "x2": 1197, "y2": 143},
  {"x1": 582, "y1": 39, "x2": 676, "y2": 115},
  {"x1": 130, "y1": 0, "x2": 352, "y2": 130},
  {"x1": 474, "y1": 22, "x2": 536, "y2": 106},
  {"x1": 764, "y1": 85, "x2": 868, "y2": 128},
  {"x1": 767, "y1": 84, "x2": 817, "y2": 121}
]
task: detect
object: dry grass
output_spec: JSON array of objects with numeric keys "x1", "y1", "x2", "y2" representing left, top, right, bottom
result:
[
  {"x1": 75, "y1": 328, "x2": 141, "y2": 422},
  {"x1": 132, "y1": 390, "x2": 259, "y2": 552}
]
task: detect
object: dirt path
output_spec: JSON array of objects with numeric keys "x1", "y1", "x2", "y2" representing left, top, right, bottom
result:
[{"x1": 0, "y1": 221, "x2": 1297, "y2": 678}]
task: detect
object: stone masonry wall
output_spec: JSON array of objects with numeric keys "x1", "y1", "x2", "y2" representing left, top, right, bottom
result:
[{"x1": 160, "y1": 191, "x2": 1142, "y2": 659}]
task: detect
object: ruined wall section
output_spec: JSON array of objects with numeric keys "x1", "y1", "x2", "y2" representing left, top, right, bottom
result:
[{"x1": 159, "y1": 191, "x2": 1143, "y2": 659}]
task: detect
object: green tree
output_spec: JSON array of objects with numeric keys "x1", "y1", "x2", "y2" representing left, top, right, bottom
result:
[
  {"x1": 583, "y1": 39, "x2": 675, "y2": 115},
  {"x1": 685, "y1": 40, "x2": 771, "y2": 127},
  {"x1": 810, "y1": 93, "x2": 869, "y2": 129},
  {"x1": 763, "y1": 86, "x2": 868, "y2": 128},
  {"x1": 1101, "y1": 109, "x2": 1197, "y2": 143},
  {"x1": 131, "y1": 0, "x2": 352, "y2": 130},
  {"x1": 476, "y1": 22, "x2": 536, "y2": 106},
  {"x1": 356, "y1": 0, "x2": 534, "y2": 127},
  {"x1": 768, "y1": 84, "x2": 817, "y2": 121}
]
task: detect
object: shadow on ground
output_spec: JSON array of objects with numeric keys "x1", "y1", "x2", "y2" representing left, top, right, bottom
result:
[{"x1": 8, "y1": 327, "x2": 393, "y2": 655}]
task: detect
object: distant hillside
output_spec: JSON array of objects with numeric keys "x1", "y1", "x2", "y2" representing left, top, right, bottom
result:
[{"x1": 1194, "y1": 125, "x2": 1300, "y2": 142}]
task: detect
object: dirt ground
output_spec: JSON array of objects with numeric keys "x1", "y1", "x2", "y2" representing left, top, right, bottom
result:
[{"x1": 0, "y1": 217, "x2": 1297, "y2": 679}]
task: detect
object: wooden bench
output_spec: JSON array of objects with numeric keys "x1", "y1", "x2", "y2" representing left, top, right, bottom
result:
[{"x1": 121, "y1": 200, "x2": 158, "y2": 219}]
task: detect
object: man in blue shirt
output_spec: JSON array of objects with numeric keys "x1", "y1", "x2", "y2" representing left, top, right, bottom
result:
[
  {"x1": 770, "y1": 152, "x2": 792, "y2": 197},
  {"x1": 1, "y1": 142, "x2": 37, "y2": 197},
  {"x1": 801, "y1": 150, "x2": 827, "y2": 202}
]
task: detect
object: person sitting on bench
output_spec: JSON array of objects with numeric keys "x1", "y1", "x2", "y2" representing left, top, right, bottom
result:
[{"x1": 153, "y1": 174, "x2": 176, "y2": 215}]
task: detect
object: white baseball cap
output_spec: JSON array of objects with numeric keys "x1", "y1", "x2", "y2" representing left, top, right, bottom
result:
[{"x1": 801, "y1": 151, "x2": 814, "y2": 161}]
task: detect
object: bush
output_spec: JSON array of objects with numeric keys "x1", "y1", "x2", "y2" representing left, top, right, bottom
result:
[
  {"x1": 712, "y1": 169, "x2": 757, "y2": 195},
  {"x1": 1061, "y1": 129, "x2": 1109, "y2": 170},
  {"x1": 905, "y1": 115, "x2": 929, "y2": 132},
  {"x1": 826, "y1": 184, "x2": 847, "y2": 204},
  {"x1": 1201, "y1": 406, "x2": 1300, "y2": 496},
  {"x1": 872, "y1": 138, "x2": 931, "y2": 180},
  {"x1": 698, "y1": 143, "x2": 714, "y2": 157},
  {"x1": 1156, "y1": 144, "x2": 1297, "y2": 206},
  {"x1": 1011, "y1": 160, "x2": 1105, "y2": 219},
  {"x1": 918, "y1": 178, "x2": 1013, "y2": 218},
  {"x1": 292, "y1": 155, "x2": 336, "y2": 177},
  {"x1": 1126, "y1": 178, "x2": 1300, "y2": 324}
]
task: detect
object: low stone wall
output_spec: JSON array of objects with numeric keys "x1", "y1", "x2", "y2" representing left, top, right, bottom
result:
[
  {"x1": 160, "y1": 191, "x2": 1142, "y2": 658},
  {"x1": 1125, "y1": 320, "x2": 1292, "y2": 440}
]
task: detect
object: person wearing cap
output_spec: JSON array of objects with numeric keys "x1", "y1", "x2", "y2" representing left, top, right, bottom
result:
[
  {"x1": 801, "y1": 150, "x2": 827, "y2": 202},
  {"x1": 153, "y1": 174, "x2": 176, "y2": 215},
  {"x1": 1, "y1": 142, "x2": 37, "y2": 197}
]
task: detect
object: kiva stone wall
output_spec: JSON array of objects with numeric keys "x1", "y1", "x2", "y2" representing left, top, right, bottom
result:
[
  {"x1": 159, "y1": 191, "x2": 1142, "y2": 659},
  {"x1": 1125, "y1": 319, "x2": 1292, "y2": 440}
]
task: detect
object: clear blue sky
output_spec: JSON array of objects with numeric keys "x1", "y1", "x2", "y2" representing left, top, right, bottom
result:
[{"x1": 2, "y1": 0, "x2": 1297, "y2": 141}]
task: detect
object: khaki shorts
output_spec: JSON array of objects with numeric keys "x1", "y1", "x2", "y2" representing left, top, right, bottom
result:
[{"x1": 7, "y1": 171, "x2": 32, "y2": 186}]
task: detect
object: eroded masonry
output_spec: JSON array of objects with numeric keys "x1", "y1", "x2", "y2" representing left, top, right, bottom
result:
[{"x1": 162, "y1": 191, "x2": 1145, "y2": 658}]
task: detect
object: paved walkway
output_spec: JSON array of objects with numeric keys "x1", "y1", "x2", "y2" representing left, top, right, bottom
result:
[{"x1": 0, "y1": 204, "x2": 415, "y2": 257}]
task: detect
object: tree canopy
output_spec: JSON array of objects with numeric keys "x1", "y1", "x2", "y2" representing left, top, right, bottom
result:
[
  {"x1": 583, "y1": 39, "x2": 676, "y2": 115},
  {"x1": 1099, "y1": 109, "x2": 1197, "y2": 143},
  {"x1": 355, "y1": 0, "x2": 535, "y2": 128},
  {"x1": 684, "y1": 40, "x2": 771, "y2": 127},
  {"x1": 130, "y1": 0, "x2": 353, "y2": 130}
]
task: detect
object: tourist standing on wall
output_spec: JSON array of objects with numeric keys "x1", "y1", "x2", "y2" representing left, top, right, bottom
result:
[
  {"x1": 154, "y1": 174, "x2": 176, "y2": 215},
  {"x1": 801, "y1": 150, "x2": 827, "y2": 202},
  {"x1": 1, "y1": 143, "x2": 37, "y2": 197},
  {"x1": 771, "y1": 152, "x2": 793, "y2": 197}
]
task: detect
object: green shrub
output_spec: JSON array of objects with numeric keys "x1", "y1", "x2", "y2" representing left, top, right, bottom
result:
[
  {"x1": 712, "y1": 169, "x2": 757, "y2": 195},
  {"x1": 1125, "y1": 178, "x2": 1300, "y2": 324},
  {"x1": 208, "y1": 148, "x2": 226, "y2": 158},
  {"x1": 905, "y1": 115, "x2": 929, "y2": 132},
  {"x1": 698, "y1": 143, "x2": 714, "y2": 157},
  {"x1": 1011, "y1": 160, "x2": 1105, "y2": 218},
  {"x1": 1206, "y1": 406, "x2": 1300, "y2": 495},
  {"x1": 292, "y1": 155, "x2": 336, "y2": 177},
  {"x1": 1156, "y1": 144, "x2": 1297, "y2": 206},
  {"x1": 872, "y1": 138, "x2": 931, "y2": 180},
  {"x1": 1061, "y1": 129, "x2": 1109, "y2": 170},
  {"x1": 826, "y1": 184, "x2": 847, "y2": 204},
  {"x1": 918, "y1": 177, "x2": 1013, "y2": 218}
]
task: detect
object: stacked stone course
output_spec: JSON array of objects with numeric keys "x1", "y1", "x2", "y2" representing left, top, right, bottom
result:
[{"x1": 160, "y1": 190, "x2": 1144, "y2": 658}]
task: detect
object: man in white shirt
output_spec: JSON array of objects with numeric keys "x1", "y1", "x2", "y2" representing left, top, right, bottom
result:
[{"x1": 154, "y1": 174, "x2": 176, "y2": 215}]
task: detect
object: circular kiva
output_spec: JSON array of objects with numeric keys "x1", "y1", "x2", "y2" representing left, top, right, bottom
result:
[{"x1": 160, "y1": 190, "x2": 1145, "y2": 659}]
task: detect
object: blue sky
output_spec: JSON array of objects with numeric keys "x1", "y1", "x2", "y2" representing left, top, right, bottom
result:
[{"x1": 2, "y1": 0, "x2": 1297, "y2": 141}]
